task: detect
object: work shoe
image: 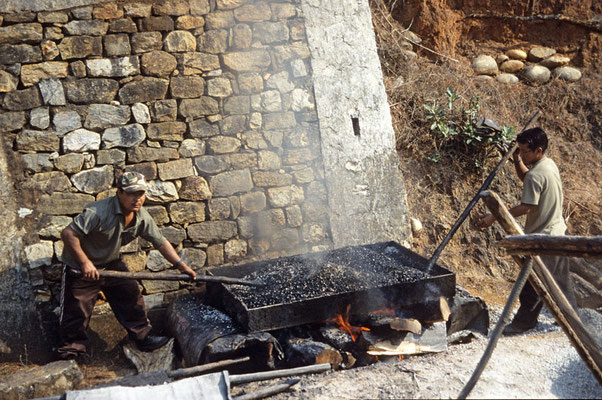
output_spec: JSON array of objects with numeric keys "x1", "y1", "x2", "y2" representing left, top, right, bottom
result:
[
  {"x1": 135, "y1": 334, "x2": 170, "y2": 352},
  {"x1": 502, "y1": 321, "x2": 536, "y2": 336}
]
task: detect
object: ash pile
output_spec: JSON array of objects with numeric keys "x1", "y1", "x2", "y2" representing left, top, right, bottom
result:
[{"x1": 167, "y1": 242, "x2": 489, "y2": 372}]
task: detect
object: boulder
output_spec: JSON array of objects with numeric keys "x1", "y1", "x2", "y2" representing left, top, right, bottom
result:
[
  {"x1": 199, "y1": 29, "x2": 228, "y2": 54},
  {"x1": 178, "y1": 176, "x2": 212, "y2": 200},
  {"x1": 495, "y1": 73, "x2": 519, "y2": 84},
  {"x1": 471, "y1": 55, "x2": 498, "y2": 76},
  {"x1": 539, "y1": 54, "x2": 571, "y2": 69},
  {"x1": 0, "y1": 23, "x2": 42, "y2": 45},
  {"x1": 528, "y1": 46, "x2": 556, "y2": 62},
  {"x1": 179, "y1": 97, "x2": 219, "y2": 118},
  {"x1": 499, "y1": 60, "x2": 524, "y2": 73},
  {"x1": 506, "y1": 49, "x2": 527, "y2": 60},
  {"x1": 131, "y1": 32, "x2": 163, "y2": 53},
  {"x1": 553, "y1": 66, "x2": 582, "y2": 81},
  {"x1": 104, "y1": 34, "x2": 131, "y2": 57},
  {"x1": 146, "y1": 180, "x2": 179, "y2": 203},
  {"x1": 2, "y1": 86, "x2": 41, "y2": 111},
  {"x1": 0, "y1": 43, "x2": 42, "y2": 64},
  {"x1": 522, "y1": 65, "x2": 551, "y2": 85},
  {"x1": 170, "y1": 76, "x2": 204, "y2": 98},
  {"x1": 64, "y1": 20, "x2": 108, "y2": 36},
  {"x1": 147, "y1": 122, "x2": 187, "y2": 141}
]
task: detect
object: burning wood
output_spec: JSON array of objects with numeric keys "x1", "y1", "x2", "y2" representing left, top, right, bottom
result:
[
  {"x1": 365, "y1": 322, "x2": 447, "y2": 356},
  {"x1": 284, "y1": 337, "x2": 343, "y2": 369}
]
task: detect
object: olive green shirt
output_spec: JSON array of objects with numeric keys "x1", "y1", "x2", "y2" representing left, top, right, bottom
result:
[
  {"x1": 62, "y1": 196, "x2": 166, "y2": 269},
  {"x1": 521, "y1": 157, "x2": 567, "y2": 235}
]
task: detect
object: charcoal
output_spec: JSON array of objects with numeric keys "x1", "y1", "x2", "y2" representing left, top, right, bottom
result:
[{"x1": 228, "y1": 246, "x2": 429, "y2": 308}]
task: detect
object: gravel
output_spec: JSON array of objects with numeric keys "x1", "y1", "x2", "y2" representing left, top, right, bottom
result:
[{"x1": 228, "y1": 246, "x2": 429, "y2": 308}]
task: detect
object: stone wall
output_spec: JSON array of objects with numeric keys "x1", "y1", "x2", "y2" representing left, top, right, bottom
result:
[{"x1": 0, "y1": 0, "x2": 409, "y2": 362}]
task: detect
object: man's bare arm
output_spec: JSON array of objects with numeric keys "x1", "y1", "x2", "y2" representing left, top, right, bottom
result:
[
  {"x1": 512, "y1": 150, "x2": 529, "y2": 182},
  {"x1": 476, "y1": 203, "x2": 535, "y2": 229},
  {"x1": 156, "y1": 240, "x2": 197, "y2": 279},
  {"x1": 61, "y1": 226, "x2": 99, "y2": 280}
]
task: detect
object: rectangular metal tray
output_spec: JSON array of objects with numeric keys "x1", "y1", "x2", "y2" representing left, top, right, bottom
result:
[{"x1": 207, "y1": 241, "x2": 456, "y2": 333}]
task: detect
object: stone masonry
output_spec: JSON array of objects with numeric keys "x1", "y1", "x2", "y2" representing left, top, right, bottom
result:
[{"x1": 0, "y1": 0, "x2": 409, "y2": 362}]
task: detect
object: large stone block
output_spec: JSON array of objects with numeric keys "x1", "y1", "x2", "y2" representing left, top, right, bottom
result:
[
  {"x1": 104, "y1": 34, "x2": 131, "y2": 57},
  {"x1": 109, "y1": 18, "x2": 137, "y2": 33},
  {"x1": 223, "y1": 95, "x2": 250, "y2": 115},
  {"x1": 209, "y1": 169, "x2": 253, "y2": 196},
  {"x1": 96, "y1": 148, "x2": 126, "y2": 165},
  {"x1": 252, "y1": 171, "x2": 292, "y2": 187},
  {"x1": 164, "y1": 30, "x2": 196, "y2": 52},
  {"x1": 263, "y1": 112, "x2": 296, "y2": 129},
  {"x1": 21, "y1": 153, "x2": 53, "y2": 173},
  {"x1": 207, "y1": 136, "x2": 241, "y2": 154},
  {"x1": 16, "y1": 129, "x2": 59, "y2": 152},
  {"x1": 147, "y1": 121, "x2": 187, "y2": 141},
  {"x1": 267, "y1": 185, "x2": 304, "y2": 207},
  {"x1": 54, "y1": 153, "x2": 85, "y2": 173},
  {"x1": 0, "y1": 360, "x2": 82, "y2": 400},
  {"x1": 179, "y1": 97, "x2": 219, "y2": 118},
  {"x1": 138, "y1": 16, "x2": 175, "y2": 32},
  {"x1": 181, "y1": 51, "x2": 220, "y2": 73},
  {"x1": 38, "y1": 79, "x2": 66, "y2": 105},
  {"x1": 125, "y1": 161, "x2": 158, "y2": 180},
  {"x1": 119, "y1": 77, "x2": 169, "y2": 104},
  {"x1": 222, "y1": 50, "x2": 271, "y2": 71},
  {"x1": 64, "y1": 20, "x2": 109, "y2": 36},
  {"x1": 189, "y1": 119, "x2": 219, "y2": 138},
  {"x1": 141, "y1": 51, "x2": 177, "y2": 77},
  {"x1": 190, "y1": 0, "x2": 211, "y2": 15},
  {"x1": 0, "y1": 44, "x2": 42, "y2": 64},
  {"x1": 37, "y1": 192, "x2": 95, "y2": 215},
  {"x1": 63, "y1": 128, "x2": 101, "y2": 152},
  {"x1": 176, "y1": 15, "x2": 205, "y2": 30},
  {"x1": 169, "y1": 201, "x2": 205, "y2": 224},
  {"x1": 64, "y1": 78, "x2": 119, "y2": 104},
  {"x1": 233, "y1": 2, "x2": 271, "y2": 22},
  {"x1": 198, "y1": 29, "x2": 228, "y2": 54},
  {"x1": 207, "y1": 77, "x2": 233, "y2": 97},
  {"x1": 252, "y1": 21, "x2": 289, "y2": 44},
  {"x1": 170, "y1": 76, "x2": 204, "y2": 99},
  {"x1": 178, "y1": 176, "x2": 212, "y2": 200},
  {"x1": 146, "y1": 180, "x2": 179, "y2": 203},
  {"x1": 102, "y1": 123, "x2": 146, "y2": 148},
  {"x1": 0, "y1": 23, "x2": 43, "y2": 44},
  {"x1": 58, "y1": 36, "x2": 102, "y2": 60},
  {"x1": 0, "y1": 111, "x2": 26, "y2": 132},
  {"x1": 53, "y1": 110, "x2": 81, "y2": 135},
  {"x1": 150, "y1": 99, "x2": 177, "y2": 122},
  {"x1": 240, "y1": 191, "x2": 266, "y2": 213},
  {"x1": 205, "y1": 11, "x2": 235, "y2": 30},
  {"x1": 127, "y1": 146, "x2": 179, "y2": 163},
  {"x1": 157, "y1": 158, "x2": 195, "y2": 180},
  {"x1": 187, "y1": 220, "x2": 238, "y2": 242},
  {"x1": 131, "y1": 32, "x2": 163, "y2": 53},
  {"x1": 86, "y1": 56, "x2": 140, "y2": 78},
  {"x1": 124, "y1": 3, "x2": 152, "y2": 18},
  {"x1": 70, "y1": 165, "x2": 114, "y2": 194},
  {"x1": 0, "y1": 70, "x2": 18, "y2": 92},
  {"x1": 194, "y1": 155, "x2": 228, "y2": 175},
  {"x1": 179, "y1": 138, "x2": 205, "y2": 157},
  {"x1": 84, "y1": 104, "x2": 131, "y2": 129},
  {"x1": 3, "y1": 86, "x2": 42, "y2": 111}
]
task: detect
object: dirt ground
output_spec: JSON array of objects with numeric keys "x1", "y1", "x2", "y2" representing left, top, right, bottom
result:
[
  {"x1": 232, "y1": 309, "x2": 602, "y2": 399},
  {"x1": 2, "y1": 0, "x2": 601, "y2": 397}
]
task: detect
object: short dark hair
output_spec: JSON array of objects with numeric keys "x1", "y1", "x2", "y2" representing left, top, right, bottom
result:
[{"x1": 517, "y1": 127, "x2": 548, "y2": 153}]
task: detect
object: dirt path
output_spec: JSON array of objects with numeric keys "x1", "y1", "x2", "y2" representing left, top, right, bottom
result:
[{"x1": 233, "y1": 309, "x2": 602, "y2": 399}]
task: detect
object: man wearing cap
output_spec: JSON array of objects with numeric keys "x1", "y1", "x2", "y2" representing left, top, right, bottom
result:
[{"x1": 57, "y1": 172, "x2": 196, "y2": 360}]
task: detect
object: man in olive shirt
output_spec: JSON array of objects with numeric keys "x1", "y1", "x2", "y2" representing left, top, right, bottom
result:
[
  {"x1": 478, "y1": 127, "x2": 576, "y2": 334},
  {"x1": 58, "y1": 172, "x2": 196, "y2": 360}
]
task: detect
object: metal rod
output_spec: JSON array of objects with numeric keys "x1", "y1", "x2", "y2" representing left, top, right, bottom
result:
[
  {"x1": 232, "y1": 378, "x2": 301, "y2": 400},
  {"x1": 425, "y1": 110, "x2": 541, "y2": 271},
  {"x1": 457, "y1": 257, "x2": 533, "y2": 399},
  {"x1": 229, "y1": 363, "x2": 331, "y2": 385},
  {"x1": 68, "y1": 269, "x2": 264, "y2": 287}
]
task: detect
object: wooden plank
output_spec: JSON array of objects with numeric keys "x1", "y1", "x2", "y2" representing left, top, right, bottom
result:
[
  {"x1": 497, "y1": 235, "x2": 602, "y2": 256},
  {"x1": 481, "y1": 190, "x2": 602, "y2": 385},
  {"x1": 504, "y1": 248, "x2": 602, "y2": 258}
]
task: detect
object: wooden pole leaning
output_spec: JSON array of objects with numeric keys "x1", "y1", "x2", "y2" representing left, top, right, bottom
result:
[{"x1": 480, "y1": 191, "x2": 602, "y2": 384}]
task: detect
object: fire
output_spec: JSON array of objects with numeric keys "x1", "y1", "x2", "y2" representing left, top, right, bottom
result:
[{"x1": 330, "y1": 305, "x2": 370, "y2": 342}]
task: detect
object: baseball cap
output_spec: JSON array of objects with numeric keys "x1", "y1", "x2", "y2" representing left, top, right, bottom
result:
[{"x1": 119, "y1": 172, "x2": 148, "y2": 192}]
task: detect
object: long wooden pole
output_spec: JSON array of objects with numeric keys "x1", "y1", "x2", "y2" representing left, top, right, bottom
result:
[
  {"x1": 229, "y1": 363, "x2": 331, "y2": 385},
  {"x1": 497, "y1": 235, "x2": 602, "y2": 258}
]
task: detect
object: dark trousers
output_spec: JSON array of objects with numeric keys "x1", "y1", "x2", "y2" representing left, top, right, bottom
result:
[
  {"x1": 512, "y1": 255, "x2": 578, "y2": 328},
  {"x1": 58, "y1": 259, "x2": 152, "y2": 357}
]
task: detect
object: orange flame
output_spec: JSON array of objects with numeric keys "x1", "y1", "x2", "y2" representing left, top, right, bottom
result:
[{"x1": 330, "y1": 305, "x2": 370, "y2": 341}]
